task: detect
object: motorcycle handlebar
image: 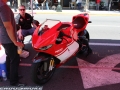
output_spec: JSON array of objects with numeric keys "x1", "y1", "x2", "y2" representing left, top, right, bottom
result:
[{"x1": 88, "y1": 21, "x2": 92, "y2": 23}]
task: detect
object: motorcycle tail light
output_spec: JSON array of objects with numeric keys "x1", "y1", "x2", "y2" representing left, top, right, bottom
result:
[{"x1": 39, "y1": 44, "x2": 53, "y2": 50}]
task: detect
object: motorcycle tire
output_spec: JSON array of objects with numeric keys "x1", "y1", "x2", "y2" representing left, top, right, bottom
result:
[
  {"x1": 31, "y1": 59, "x2": 56, "y2": 85},
  {"x1": 78, "y1": 30, "x2": 90, "y2": 53},
  {"x1": 85, "y1": 30, "x2": 90, "y2": 41}
]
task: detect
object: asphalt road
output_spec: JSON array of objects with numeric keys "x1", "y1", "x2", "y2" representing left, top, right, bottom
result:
[{"x1": 0, "y1": 14, "x2": 120, "y2": 90}]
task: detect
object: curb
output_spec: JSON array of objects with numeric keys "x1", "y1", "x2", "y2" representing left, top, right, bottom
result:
[{"x1": 13, "y1": 10, "x2": 120, "y2": 16}]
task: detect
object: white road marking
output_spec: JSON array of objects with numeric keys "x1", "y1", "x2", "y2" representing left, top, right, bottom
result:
[
  {"x1": 60, "y1": 66, "x2": 120, "y2": 70},
  {"x1": 19, "y1": 63, "x2": 120, "y2": 71},
  {"x1": 90, "y1": 42, "x2": 120, "y2": 46},
  {"x1": 88, "y1": 25, "x2": 120, "y2": 27},
  {"x1": 77, "y1": 53, "x2": 120, "y2": 89},
  {"x1": 24, "y1": 41, "x2": 120, "y2": 47}
]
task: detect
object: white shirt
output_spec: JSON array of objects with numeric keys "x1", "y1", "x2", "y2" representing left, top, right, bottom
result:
[
  {"x1": 34, "y1": 0, "x2": 38, "y2": 4},
  {"x1": 72, "y1": 0, "x2": 76, "y2": 2},
  {"x1": 76, "y1": 0, "x2": 82, "y2": 4}
]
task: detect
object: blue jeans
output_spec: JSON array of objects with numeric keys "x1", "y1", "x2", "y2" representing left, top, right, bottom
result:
[
  {"x1": 46, "y1": 2, "x2": 49, "y2": 10},
  {"x1": 96, "y1": 3, "x2": 100, "y2": 10},
  {"x1": 77, "y1": 3, "x2": 81, "y2": 10},
  {"x1": 18, "y1": 27, "x2": 36, "y2": 42},
  {"x1": 21, "y1": 27, "x2": 36, "y2": 37},
  {"x1": 35, "y1": 4, "x2": 39, "y2": 9}
]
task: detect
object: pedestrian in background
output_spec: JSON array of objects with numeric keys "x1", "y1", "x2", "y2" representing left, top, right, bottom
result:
[
  {"x1": 34, "y1": 0, "x2": 40, "y2": 9},
  {"x1": 76, "y1": 0, "x2": 82, "y2": 10},
  {"x1": 96, "y1": 0, "x2": 101, "y2": 10},
  {"x1": 43, "y1": 0, "x2": 50, "y2": 10},
  {"x1": 12, "y1": 0, "x2": 17, "y2": 12},
  {"x1": 0, "y1": 0, "x2": 25, "y2": 86},
  {"x1": 10, "y1": 0, "x2": 13, "y2": 8}
]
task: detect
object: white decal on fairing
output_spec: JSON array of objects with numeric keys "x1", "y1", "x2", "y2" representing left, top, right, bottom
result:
[{"x1": 57, "y1": 41, "x2": 79, "y2": 62}]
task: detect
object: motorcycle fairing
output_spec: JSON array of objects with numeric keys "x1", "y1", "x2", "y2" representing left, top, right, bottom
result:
[
  {"x1": 32, "y1": 15, "x2": 89, "y2": 62},
  {"x1": 72, "y1": 13, "x2": 89, "y2": 33},
  {"x1": 32, "y1": 19, "x2": 62, "y2": 49},
  {"x1": 56, "y1": 40, "x2": 79, "y2": 62}
]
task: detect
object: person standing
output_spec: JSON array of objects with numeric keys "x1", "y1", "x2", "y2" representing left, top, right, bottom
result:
[
  {"x1": 34, "y1": 0, "x2": 40, "y2": 9},
  {"x1": 0, "y1": 0, "x2": 26, "y2": 86},
  {"x1": 43, "y1": 0, "x2": 50, "y2": 10},
  {"x1": 76, "y1": 0, "x2": 82, "y2": 10},
  {"x1": 72, "y1": 0, "x2": 77, "y2": 8},
  {"x1": 96, "y1": 0, "x2": 101, "y2": 10},
  {"x1": 12, "y1": 0, "x2": 17, "y2": 12},
  {"x1": 10, "y1": 0, "x2": 13, "y2": 8}
]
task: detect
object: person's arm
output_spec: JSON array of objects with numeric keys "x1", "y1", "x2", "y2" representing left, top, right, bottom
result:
[
  {"x1": 15, "y1": 14, "x2": 23, "y2": 40},
  {"x1": 3, "y1": 21, "x2": 24, "y2": 47},
  {"x1": 12, "y1": 0, "x2": 14, "y2": 6},
  {"x1": 0, "y1": 5, "x2": 17, "y2": 45},
  {"x1": 0, "y1": 5, "x2": 24, "y2": 48},
  {"x1": 43, "y1": 0, "x2": 46, "y2": 3},
  {"x1": 3, "y1": 21, "x2": 18, "y2": 45}
]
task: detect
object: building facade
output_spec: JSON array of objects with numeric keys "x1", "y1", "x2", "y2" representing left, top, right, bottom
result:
[{"x1": 8, "y1": 0, "x2": 120, "y2": 10}]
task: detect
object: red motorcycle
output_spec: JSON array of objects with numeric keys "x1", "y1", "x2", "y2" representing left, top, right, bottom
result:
[{"x1": 31, "y1": 13, "x2": 92, "y2": 84}]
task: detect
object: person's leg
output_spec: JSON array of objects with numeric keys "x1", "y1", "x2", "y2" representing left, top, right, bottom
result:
[
  {"x1": 14, "y1": 3, "x2": 17, "y2": 12},
  {"x1": 96, "y1": 3, "x2": 98, "y2": 10},
  {"x1": 35, "y1": 4, "x2": 38, "y2": 9},
  {"x1": 10, "y1": 0, "x2": 13, "y2": 8},
  {"x1": 79, "y1": 3, "x2": 81, "y2": 10},
  {"x1": 2, "y1": 43, "x2": 20, "y2": 85},
  {"x1": 28, "y1": 27, "x2": 36, "y2": 35},
  {"x1": 17, "y1": 29, "x2": 29, "y2": 43},
  {"x1": 46, "y1": 2, "x2": 49, "y2": 10},
  {"x1": 77, "y1": 3, "x2": 80, "y2": 10},
  {"x1": 98, "y1": 3, "x2": 100, "y2": 10},
  {"x1": 37, "y1": 4, "x2": 40, "y2": 9}
]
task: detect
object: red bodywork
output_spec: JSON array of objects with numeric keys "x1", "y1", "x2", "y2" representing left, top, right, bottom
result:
[{"x1": 32, "y1": 13, "x2": 89, "y2": 61}]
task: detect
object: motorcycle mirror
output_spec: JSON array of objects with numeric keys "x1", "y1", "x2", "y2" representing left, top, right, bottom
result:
[{"x1": 88, "y1": 21, "x2": 92, "y2": 23}]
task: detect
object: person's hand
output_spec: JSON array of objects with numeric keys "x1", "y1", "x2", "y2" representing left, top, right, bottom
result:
[
  {"x1": 14, "y1": 42, "x2": 24, "y2": 48},
  {"x1": 17, "y1": 29, "x2": 23, "y2": 40},
  {"x1": 18, "y1": 34, "x2": 23, "y2": 40}
]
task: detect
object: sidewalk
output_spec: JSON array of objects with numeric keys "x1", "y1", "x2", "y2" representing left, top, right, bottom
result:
[{"x1": 12, "y1": 9, "x2": 120, "y2": 16}]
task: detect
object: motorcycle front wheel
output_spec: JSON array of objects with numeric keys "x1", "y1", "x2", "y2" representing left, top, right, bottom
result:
[{"x1": 31, "y1": 59, "x2": 56, "y2": 85}]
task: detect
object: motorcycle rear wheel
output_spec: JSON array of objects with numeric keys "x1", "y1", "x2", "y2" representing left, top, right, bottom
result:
[
  {"x1": 31, "y1": 59, "x2": 56, "y2": 85},
  {"x1": 78, "y1": 30, "x2": 90, "y2": 53}
]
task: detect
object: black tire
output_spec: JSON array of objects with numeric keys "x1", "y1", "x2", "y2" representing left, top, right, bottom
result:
[
  {"x1": 78, "y1": 30, "x2": 90, "y2": 53},
  {"x1": 85, "y1": 30, "x2": 90, "y2": 41},
  {"x1": 31, "y1": 59, "x2": 56, "y2": 85}
]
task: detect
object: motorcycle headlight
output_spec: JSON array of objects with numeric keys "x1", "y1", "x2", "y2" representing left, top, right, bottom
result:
[{"x1": 39, "y1": 44, "x2": 53, "y2": 50}]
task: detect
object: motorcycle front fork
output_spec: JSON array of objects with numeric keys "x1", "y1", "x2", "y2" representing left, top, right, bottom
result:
[{"x1": 43, "y1": 58, "x2": 55, "y2": 72}]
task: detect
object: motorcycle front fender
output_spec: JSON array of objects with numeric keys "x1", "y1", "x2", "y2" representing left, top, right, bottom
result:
[{"x1": 32, "y1": 53, "x2": 49, "y2": 63}]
